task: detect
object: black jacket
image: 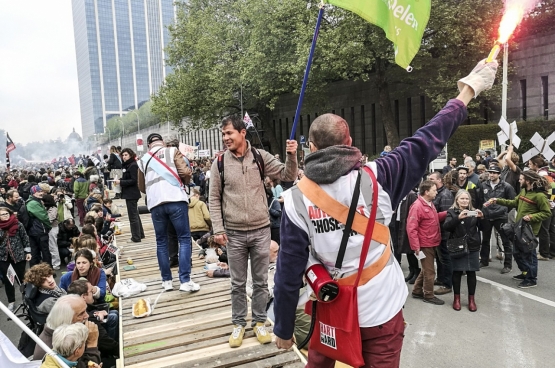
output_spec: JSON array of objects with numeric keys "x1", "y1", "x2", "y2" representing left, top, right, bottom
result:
[
  {"x1": 107, "y1": 153, "x2": 122, "y2": 170},
  {"x1": 443, "y1": 209, "x2": 481, "y2": 252},
  {"x1": 120, "y1": 159, "x2": 141, "y2": 200},
  {"x1": 480, "y1": 180, "x2": 516, "y2": 220},
  {"x1": 396, "y1": 191, "x2": 418, "y2": 255},
  {"x1": 57, "y1": 223, "x2": 81, "y2": 249}
]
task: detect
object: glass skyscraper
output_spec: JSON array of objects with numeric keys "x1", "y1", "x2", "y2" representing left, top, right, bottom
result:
[{"x1": 72, "y1": 0, "x2": 175, "y2": 139}]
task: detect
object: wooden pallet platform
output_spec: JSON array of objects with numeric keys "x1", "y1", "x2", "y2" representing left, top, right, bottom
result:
[{"x1": 114, "y1": 210, "x2": 304, "y2": 368}]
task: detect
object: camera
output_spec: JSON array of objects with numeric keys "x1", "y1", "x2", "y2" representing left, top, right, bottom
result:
[
  {"x1": 102, "y1": 230, "x2": 114, "y2": 241},
  {"x1": 467, "y1": 210, "x2": 477, "y2": 217},
  {"x1": 58, "y1": 194, "x2": 65, "y2": 201}
]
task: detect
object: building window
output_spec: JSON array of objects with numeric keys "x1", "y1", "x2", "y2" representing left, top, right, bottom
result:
[
  {"x1": 520, "y1": 79, "x2": 527, "y2": 121},
  {"x1": 542, "y1": 76, "x2": 548, "y2": 120},
  {"x1": 406, "y1": 98, "x2": 412, "y2": 135}
]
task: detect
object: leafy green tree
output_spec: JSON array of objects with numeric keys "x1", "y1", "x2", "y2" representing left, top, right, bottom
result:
[{"x1": 154, "y1": 0, "x2": 547, "y2": 151}]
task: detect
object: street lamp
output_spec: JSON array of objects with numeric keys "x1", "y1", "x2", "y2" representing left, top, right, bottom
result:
[
  {"x1": 116, "y1": 118, "x2": 124, "y2": 146},
  {"x1": 129, "y1": 110, "x2": 140, "y2": 133}
]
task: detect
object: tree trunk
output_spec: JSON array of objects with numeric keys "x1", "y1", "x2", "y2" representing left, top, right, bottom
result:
[{"x1": 375, "y1": 58, "x2": 400, "y2": 148}]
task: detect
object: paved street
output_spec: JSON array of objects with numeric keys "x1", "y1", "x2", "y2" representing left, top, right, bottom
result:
[{"x1": 1, "y1": 256, "x2": 554, "y2": 367}]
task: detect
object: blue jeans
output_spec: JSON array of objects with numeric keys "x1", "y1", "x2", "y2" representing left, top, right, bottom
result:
[
  {"x1": 151, "y1": 201, "x2": 192, "y2": 283},
  {"x1": 513, "y1": 240, "x2": 538, "y2": 282},
  {"x1": 105, "y1": 310, "x2": 119, "y2": 340}
]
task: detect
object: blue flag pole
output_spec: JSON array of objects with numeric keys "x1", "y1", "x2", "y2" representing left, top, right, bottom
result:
[{"x1": 289, "y1": 4, "x2": 325, "y2": 141}]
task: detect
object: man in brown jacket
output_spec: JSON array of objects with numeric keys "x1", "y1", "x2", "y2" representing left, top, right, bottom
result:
[{"x1": 209, "y1": 116, "x2": 297, "y2": 348}]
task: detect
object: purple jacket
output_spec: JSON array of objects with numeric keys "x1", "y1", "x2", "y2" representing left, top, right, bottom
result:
[{"x1": 273, "y1": 99, "x2": 469, "y2": 340}]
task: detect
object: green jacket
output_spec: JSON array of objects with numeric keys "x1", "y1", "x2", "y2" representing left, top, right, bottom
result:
[
  {"x1": 73, "y1": 178, "x2": 89, "y2": 199},
  {"x1": 25, "y1": 196, "x2": 52, "y2": 232},
  {"x1": 496, "y1": 189, "x2": 552, "y2": 235}
]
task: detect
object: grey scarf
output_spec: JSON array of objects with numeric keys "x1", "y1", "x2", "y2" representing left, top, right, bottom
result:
[
  {"x1": 39, "y1": 286, "x2": 65, "y2": 298},
  {"x1": 304, "y1": 145, "x2": 362, "y2": 184}
]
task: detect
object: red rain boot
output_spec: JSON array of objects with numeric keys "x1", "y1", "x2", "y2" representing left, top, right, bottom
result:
[
  {"x1": 453, "y1": 294, "x2": 461, "y2": 311},
  {"x1": 468, "y1": 295, "x2": 477, "y2": 312}
]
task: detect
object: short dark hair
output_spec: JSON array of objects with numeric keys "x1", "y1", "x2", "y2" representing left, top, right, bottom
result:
[
  {"x1": 67, "y1": 279, "x2": 89, "y2": 296},
  {"x1": 429, "y1": 171, "x2": 443, "y2": 182},
  {"x1": 419, "y1": 180, "x2": 436, "y2": 196},
  {"x1": 121, "y1": 148, "x2": 137, "y2": 161},
  {"x1": 221, "y1": 115, "x2": 246, "y2": 132},
  {"x1": 6, "y1": 189, "x2": 18, "y2": 200}
]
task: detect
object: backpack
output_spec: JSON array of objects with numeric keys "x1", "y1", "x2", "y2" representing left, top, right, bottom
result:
[
  {"x1": 18, "y1": 203, "x2": 31, "y2": 230},
  {"x1": 217, "y1": 147, "x2": 265, "y2": 195}
]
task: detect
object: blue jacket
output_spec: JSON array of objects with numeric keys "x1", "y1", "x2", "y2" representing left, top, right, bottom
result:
[{"x1": 60, "y1": 269, "x2": 107, "y2": 301}]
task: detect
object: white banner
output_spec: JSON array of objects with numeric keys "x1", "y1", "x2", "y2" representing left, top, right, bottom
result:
[
  {"x1": 198, "y1": 149, "x2": 211, "y2": 157},
  {"x1": 6, "y1": 264, "x2": 16, "y2": 286},
  {"x1": 136, "y1": 134, "x2": 144, "y2": 152}
]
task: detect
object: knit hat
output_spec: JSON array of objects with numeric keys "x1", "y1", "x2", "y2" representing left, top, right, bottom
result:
[
  {"x1": 147, "y1": 133, "x2": 163, "y2": 145},
  {"x1": 456, "y1": 165, "x2": 469, "y2": 172},
  {"x1": 30, "y1": 185, "x2": 42, "y2": 195}
]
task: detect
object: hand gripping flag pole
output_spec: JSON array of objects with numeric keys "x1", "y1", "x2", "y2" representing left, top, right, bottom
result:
[{"x1": 289, "y1": 3, "x2": 325, "y2": 141}]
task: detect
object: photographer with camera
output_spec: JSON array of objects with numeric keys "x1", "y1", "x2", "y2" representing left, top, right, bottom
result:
[{"x1": 57, "y1": 218, "x2": 81, "y2": 265}]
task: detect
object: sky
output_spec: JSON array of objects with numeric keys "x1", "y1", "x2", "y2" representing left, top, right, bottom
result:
[{"x1": 0, "y1": 1, "x2": 81, "y2": 145}]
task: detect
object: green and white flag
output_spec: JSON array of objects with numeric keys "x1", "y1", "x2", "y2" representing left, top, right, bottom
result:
[{"x1": 324, "y1": 0, "x2": 431, "y2": 69}]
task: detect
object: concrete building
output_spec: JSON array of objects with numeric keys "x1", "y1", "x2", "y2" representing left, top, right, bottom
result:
[{"x1": 72, "y1": 0, "x2": 175, "y2": 140}]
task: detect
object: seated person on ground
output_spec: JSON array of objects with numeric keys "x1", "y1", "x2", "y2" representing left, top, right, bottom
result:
[
  {"x1": 24, "y1": 263, "x2": 67, "y2": 314},
  {"x1": 68, "y1": 279, "x2": 120, "y2": 357},
  {"x1": 57, "y1": 218, "x2": 80, "y2": 264},
  {"x1": 40, "y1": 323, "x2": 101, "y2": 368},
  {"x1": 60, "y1": 249, "x2": 106, "y2": 303},
  {"x1": 34, "y1": 294, "x2": 102, "y2": 367}
]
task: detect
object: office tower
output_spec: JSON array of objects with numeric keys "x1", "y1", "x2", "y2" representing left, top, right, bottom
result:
[{"x1": 72, "y1": 0, "x2": 175, "y2": 139}]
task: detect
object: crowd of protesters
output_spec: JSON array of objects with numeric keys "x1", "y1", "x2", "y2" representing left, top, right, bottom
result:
[{"x1": 3, "y1": 74, "x2": 555, "y2": 368}]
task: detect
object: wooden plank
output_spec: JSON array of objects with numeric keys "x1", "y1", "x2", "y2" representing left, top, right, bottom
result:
[
  {"x1": 232, "y1": 351, "x2": 302, "y2": 368},
  {"x1": 125, "y1": 336, "x2": 268, "y2": 368}
]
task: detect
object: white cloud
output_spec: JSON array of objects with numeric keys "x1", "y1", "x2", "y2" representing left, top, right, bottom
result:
[{"x1": 0, "y1": 1, "x2": 81, "y2": 144}]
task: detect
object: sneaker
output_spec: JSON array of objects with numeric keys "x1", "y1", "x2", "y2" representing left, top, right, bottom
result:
[
  {"x1": 179, "y1": 280, "x2": 200, "y2": 292},
  {"x1": 253, "y1": 322, "x2": 272, "y2": 344},
  {"x1": 433, "y1": 279, "x2": 443, "y2": 286},
  {"x1": 411, "y1": 292, "x2": 424, "y2": 299},
  {"x1": 423, "y1": 297, "x2": 445, "y2": 305},
  {"x1": 7, "y1": 302, "x2": 15, "y2": 312},
  {"x1": 479, "y1": 262, "x2": 489, "y2": 268},
  {"x1": 537, "y1": 254, "x2": 550, "y2": 261},
  {"x1": 229, "y1": 325, "x2": 245, "y2": 348},
  {"x1": 517, "y1": 280, "x2": 537, "y2": 288},
  {"x1": 500, "y1": 267, "x2": 512, "y2": 274},
  {"x1": 162, "y1": 280, "x2": 173, "y2": 291},
  {"x1": 512, "y1": 273, "x2": 526, "y2": 280},
  {"x1": 53, "y1": 266, "x2": 60, "y2": 270},
  {"x1": 434, "y1": 286, "x2": 452, "y2": 295}
]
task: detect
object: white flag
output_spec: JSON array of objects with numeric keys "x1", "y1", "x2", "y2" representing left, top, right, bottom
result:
[
  {"x1": 243, "y1": 112, "x2": 254, "y2": 129},
  {"x1": 6, "y1": 264, "x2": 17, "y2": 286}
]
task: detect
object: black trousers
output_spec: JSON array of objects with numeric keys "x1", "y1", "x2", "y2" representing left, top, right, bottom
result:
[
  {"x1": 0, "y1": 259, "x2": 27, "y2": 303},
  {"x1": 481, "y1": 218, "x2": 512, "y2": 268},
  {"x1": 125, "y1": 199, "x2": 144, "y2": 242},
  {"x1": 29, "y1": 234, "x2": 51, "y2": 267},
  {"x1": 270, "y1": 227, "x2": 280, "y2": 245},
  {"x1": 58, "y1": 247, "x2": 71, "y2": 263}
]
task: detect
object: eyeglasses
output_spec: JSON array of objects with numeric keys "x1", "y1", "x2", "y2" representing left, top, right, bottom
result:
[
  {"x1": 0, "y1": 213, "x2": 9, "y2": 217},
  {"x1": 304, "y1": 140, "x2": 312, "y2": 149}
]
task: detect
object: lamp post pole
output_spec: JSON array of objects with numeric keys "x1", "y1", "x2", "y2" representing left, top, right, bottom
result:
[
  {"x1": 129, "y1": 110, "x2": 140, "y2": 133},
  {"x1": 117, "y1": 118, "x2": 124, "y2": 147}
]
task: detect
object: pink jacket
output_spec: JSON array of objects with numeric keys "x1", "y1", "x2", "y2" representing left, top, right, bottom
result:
[{"x1": 406, "y1": 196, "x2": 446, "y2": 250}]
